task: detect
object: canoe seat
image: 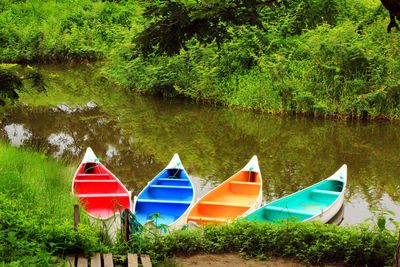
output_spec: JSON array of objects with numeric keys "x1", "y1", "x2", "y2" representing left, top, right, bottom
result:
[
  {"x1": 187, "y1": 216, "x2": 229, "y2": 223},
  {"x1": 199, "y1": 201, "x2": 251, "y2": 208},
  {"x1": 136, "y1": 199, "x2": 192, "y2": 205},
  {"x1": 230, "y1": 181, "x2": 261, "y2": 186},
  {"x1": 149, "y1": 185, "x2": 192, "y2": 189},
  {"x1": 158, "y1": 178, "x2": 189, "y2": 181},
  {"x1": 78, "y1": 193, "x2": 129, "y2": 198},
  {"x1": 264, "y1": 206, "x2": 316, "y2": 217},
  {"x1": 74, "y1": 180, "x2": 122, "y2": 194},
  {"x1": 311, "y1": 189, "x2": 341, "y2": 197},
  {"x1": 76, "y1": 174, "x2": 110, "y2": 180},
  {"x1": 74, "y1": 180, "x2": 117, "y2": 183},
  {"x1": 229, "y1": 181, "x2": 261, "y2": 194},
  {"x1": 157, "y1": 178, "x2": 190, "y2": 186}
]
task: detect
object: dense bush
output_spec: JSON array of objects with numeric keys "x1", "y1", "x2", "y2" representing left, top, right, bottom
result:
[
  {"x1": 106, "y1": 0, "x2": 400, "y2": 119},
  {"x1": 136, "y1": 220, "x2": 397, "y2": 266},
  {"x1": 0, "y1": 0, "x2": 143, "y2": 62}
]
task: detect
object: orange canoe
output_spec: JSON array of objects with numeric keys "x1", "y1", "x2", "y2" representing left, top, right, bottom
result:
[{"x1": 185, "y1": 156, "x2": 262, "y2": 226}]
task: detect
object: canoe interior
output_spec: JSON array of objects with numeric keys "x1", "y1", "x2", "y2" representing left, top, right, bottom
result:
[
  {"x1": 73, "y1": 162, "x2": 130, "y2": 219},
  {"x1": 135, "y1": 168, "x2": 194, "y2": 226},
  {"x1": 187, "y1": 170, "x2": 261, "y2": 225},
  {"x1": 246, "y1": 179, "x2": 344, "y2": 222}
]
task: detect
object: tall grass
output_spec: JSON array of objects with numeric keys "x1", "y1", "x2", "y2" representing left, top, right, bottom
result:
[
  {"x1": 0, "y1": 143, "x2": 108, "y2": 265},
  {"x1": 0, "y1": 143, "x2": 76, "y2": 215}
]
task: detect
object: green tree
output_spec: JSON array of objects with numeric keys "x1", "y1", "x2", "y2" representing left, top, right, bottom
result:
[
  {"x1": 135, "y1": 0, "x2": 277, "y2": 56},
  {"x1": 0, "y1": 64, "x2": 45, "y2": 105}
]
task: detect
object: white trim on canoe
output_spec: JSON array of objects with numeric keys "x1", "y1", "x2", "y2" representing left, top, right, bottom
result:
[
  {"x1": 241, "y1": 155, "x2": 260, "y2": 174},
  {"x1": 81, "y1": 147, "x2": 97, "y2": 164},
  {"x1": 72, "y1": 147, "x2": 132, "y2": 221},
  {"x1": 305, "y1": 164, "x2": 347, "y2": 223},
  {"x1": 240, "y1": 155, "x2": 263, "y2": 217},
  {"x1": 165, "y1": 153, "x2": 183, "y2": 170},
  {"x1": 133, "y1": 153, "x2": 196, "y2": 230}
]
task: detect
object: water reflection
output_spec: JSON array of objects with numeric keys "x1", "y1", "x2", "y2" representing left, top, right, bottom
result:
[
  {"x1": 1, "y1": 63, "x2": 400, "y2": 226},
  {"x1": 4, "y1": 123, "x2": 32, "y2": 147}
]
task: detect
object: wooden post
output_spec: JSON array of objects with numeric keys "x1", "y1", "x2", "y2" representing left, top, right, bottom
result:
[
  {"x1": 140, "y1": 255, "x2": 152, "y2": 267},
  {"x1": 128, "y1": 253, "x2": 138, "y2": 267},
  {"x1": 65, "y1": 255, "x2": 76, "y2": 267},
  {"x1": 90, "y1": 253, "x2": 101, "y2": 267},
  {"x1": 394, "y1": 228, "x2": 400, "y2": 267},
  {"x1": 77, "y1": 256, "x2": 88, "y2": 267},
  {"x1": 103, "y1": 253, "x2": 114, "y2": 267},
  {"x1": 74, "y1": 204, "x2": 80, "y2": 231},
  {"x1": 124, "y1": 209, "x2": 130, "y2": 242}
]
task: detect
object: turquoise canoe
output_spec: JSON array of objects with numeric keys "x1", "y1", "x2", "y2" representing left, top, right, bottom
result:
[{"x1": 246, "y1": 165, "x2": 347, "y2": 223}]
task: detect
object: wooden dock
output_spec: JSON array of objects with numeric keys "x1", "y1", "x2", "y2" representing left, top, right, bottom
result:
[{"x1": 65, "y1": 253, "x2": 152, "y2": 267}]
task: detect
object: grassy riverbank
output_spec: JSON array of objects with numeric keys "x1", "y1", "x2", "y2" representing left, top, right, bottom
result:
[
  {"x1": 105, "y1": 0, "x2": 400, "y2": 120},
  {"x1": 2, "y1": 0, "x2": 400, "y2": 119},
  {"x1": 0, "y1": 143, "x2": 109, "y2": 265}
]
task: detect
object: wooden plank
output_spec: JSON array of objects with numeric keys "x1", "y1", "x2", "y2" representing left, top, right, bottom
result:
[
  {"x1": 128, "y1": 253, "x2": 138, "y2": 267},
  {"x1": 90, "y1": 253, "x2": 101, "y2": 267},
  {"x1": 65, "y1": 255, "x2": 75, "y2": 267},
  {"x1": 103, "y1": 253, "x2": 114, "y2": 267},
  {"x1": 77, "y1": 257, "x2": 88, "y2": 267},
  {"x1": 140, "y1": 255, "x2": 152, "y2": 267}
]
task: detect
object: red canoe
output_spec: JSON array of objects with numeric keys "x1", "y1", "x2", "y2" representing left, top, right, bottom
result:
[{"x1": 72, "y1": 147, "x2": 131, "y2": 220}]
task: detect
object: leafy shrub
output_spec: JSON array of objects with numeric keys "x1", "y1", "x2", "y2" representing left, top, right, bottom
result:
[
  {"x1": 0, "y1": 0, "x2": 143, "y2": 62},
  {"x1": 135, "y1": 220, "x2": 397, "y2": 266}
]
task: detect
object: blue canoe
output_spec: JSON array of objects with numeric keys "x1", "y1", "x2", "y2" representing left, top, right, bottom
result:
[
  {"x1": 133, "y1": 154, "x2": 195, "y2": 229},
  {"x1": 246, "y1": 164, "x2": 347, "y2": 224}
]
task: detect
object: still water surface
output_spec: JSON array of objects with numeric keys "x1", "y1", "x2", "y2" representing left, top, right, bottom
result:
[{"x1": 1, "y1": 64, "x2": 400, "y2": 226}]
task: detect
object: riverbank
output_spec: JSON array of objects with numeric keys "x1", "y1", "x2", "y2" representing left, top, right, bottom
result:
[
  {"x1": 0, "y1": 143, "x2": 110, "y2": 265},
  {"x1": 2, "y1": 0, "x2": 400, "y2": 120}
]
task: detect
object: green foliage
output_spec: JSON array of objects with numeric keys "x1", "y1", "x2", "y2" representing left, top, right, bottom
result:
[
  {"x1": 3, "y1": 0, "x2": 400, "y2": 120},
  {"x1": 365, "y1": 208, "x2": 400, "y2": 233},
  {"x1": 0, "y1": 0, "x2": 143, "y2": 62},
  {"x1": 0, "y1": 64, "x2": 21, "y2": 104},
  {"x1": 134, "y1": 220, "x2": 397, "y2": 266},
  {"x1": 0, "y1": 143, "x2": 109, "y2": 265},
  {"x1": 107, "y1": 0, "x2": 400, "y2": 120},
  {"x1": 135, "y1": 0, "x2": 277, "y2": 56},
  {"x1": 0, "y1": 64, "x2": 45, "y2": 105}
]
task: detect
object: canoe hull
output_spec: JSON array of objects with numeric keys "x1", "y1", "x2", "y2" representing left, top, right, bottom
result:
[
  {"x1": 72, "y1": 148, "x2": 131, "y2": 220},
  {"x1": 133, "y1": 154, "x2": 195, "y2": 229},
  {"x1": 305, "y1": 191, "x2": 344, "y2": 223},
  {"x1": 246, "y1": 164, "x2": 347, "y2": 224},
  {"x1": 186, "y1": 155, "x2": 263, "y2": 226}
]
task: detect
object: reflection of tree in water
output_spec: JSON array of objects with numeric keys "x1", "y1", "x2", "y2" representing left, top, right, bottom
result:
[{"x1": 1, "y1": 64, "x2": 400, "y2": 214}]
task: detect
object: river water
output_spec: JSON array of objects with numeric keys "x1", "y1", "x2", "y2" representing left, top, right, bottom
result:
[{"x1": 1, "y1": 64, "x2": 400, "y2": 227}]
